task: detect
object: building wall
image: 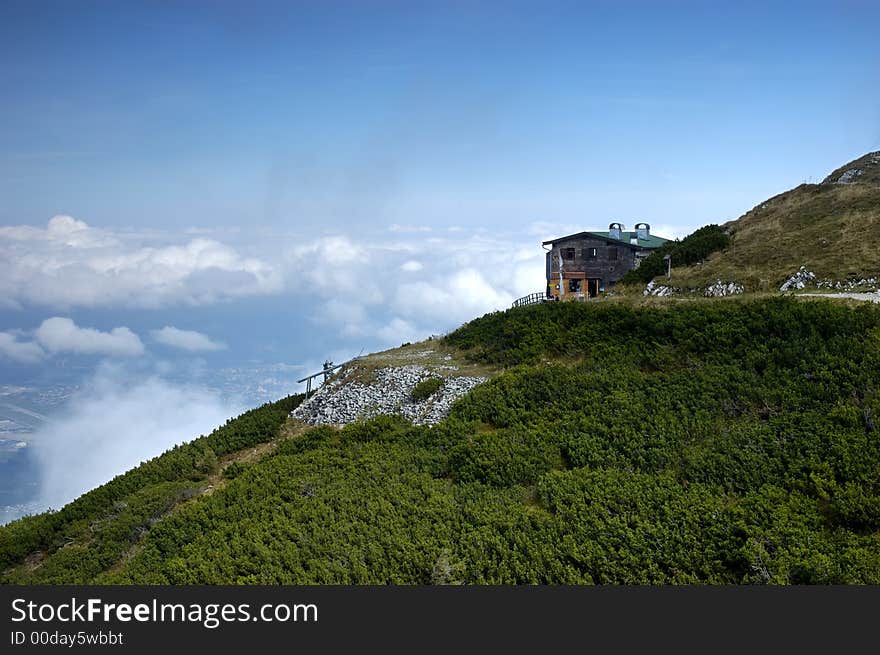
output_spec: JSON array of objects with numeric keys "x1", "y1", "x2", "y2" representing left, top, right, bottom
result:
[{"x1": 545, "y1": 236, "x2": 640, "y2": 298}]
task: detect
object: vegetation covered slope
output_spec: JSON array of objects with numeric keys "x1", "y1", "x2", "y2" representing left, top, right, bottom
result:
[
  {"x1": 662, "y1": 151, "x2": 880, "y2": 290},
  {"x1": 3, "y1": 298, "x2": 880, "y2": 584},
  {"x1": 0, "y1": 395, "x2": 303, "y2": 582}
]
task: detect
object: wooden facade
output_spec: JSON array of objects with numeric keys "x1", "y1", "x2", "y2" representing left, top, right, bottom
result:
[{"x1": 543, "y1": 223, "x2": 667, "y2": 300}]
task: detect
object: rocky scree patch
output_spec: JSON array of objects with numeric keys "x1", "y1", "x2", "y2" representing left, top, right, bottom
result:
[{"x1": 290, "y1": 364, "x2": 486, "y2": 426}]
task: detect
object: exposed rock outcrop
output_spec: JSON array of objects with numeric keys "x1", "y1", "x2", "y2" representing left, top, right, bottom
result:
[
  {"x1": 644, "y1": 280, "x2": 676, "y2": 297},
  {"x1": 704, "y1": 280, "x2": 744, "y2": 297},
  {"x1": 780, "y1": 266, "x2": 816, "y2": 292},
  {"x1": 780, "y1": 266, "x2": 878, "y2": 293}
]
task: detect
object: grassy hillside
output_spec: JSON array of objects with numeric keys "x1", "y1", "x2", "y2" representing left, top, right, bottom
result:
[
  {"x1": 3, "y1": 298, "x2": 880, "y2": 584},
  {"x1": 663, "y1": 151, "x2": 880, "y2": 290}
]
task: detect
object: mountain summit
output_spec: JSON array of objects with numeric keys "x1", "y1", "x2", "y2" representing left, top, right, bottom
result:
[
  {"x1": 666, "y1": 151, "x2": 880, "y2": 290},
  {"x1": 822, "y1": 150, "x2": 880, "y2": 186}
]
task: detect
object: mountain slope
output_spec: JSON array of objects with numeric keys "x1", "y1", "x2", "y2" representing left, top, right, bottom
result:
[
  {"x1": 666, "y1": 151, "x2": 880, "y2": 290},
  {"x1": 0, "y1": 396, "x2": 304, "y2": 582},
  {"x1": 3, "y1": 297, "x2": 880, "y2": 584}
]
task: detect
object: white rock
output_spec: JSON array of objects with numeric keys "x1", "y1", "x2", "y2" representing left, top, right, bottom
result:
[
  {"x1": 836, "y1": 168, "x2": 863, "y2": 184},
  {"x1": 780, "y1": 266, "x2": 816, "y2": 292},
  {"x1": 290, "y1": 364, "x2": 486, "y2": 427},
  {"x1": 644, "y1": 280, "x2": 677, "y2": 297},
  {"x1": 704, "y1": 280, "x2": 744, "y2": 297}
]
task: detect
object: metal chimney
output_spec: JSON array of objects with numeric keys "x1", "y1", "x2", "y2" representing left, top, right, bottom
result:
[
  {"x1": 635, "y1": 223, "x2": 650, "y2": 240},
  {"x1": 609, "y1": 222, "x2": 624, "y2": 241}
]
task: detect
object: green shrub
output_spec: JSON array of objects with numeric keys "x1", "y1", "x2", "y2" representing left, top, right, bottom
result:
[
  {"x1": 223, "y1": 462, "x2": 248, "y2": 480},
  {"x1": 621, "y1": 224, "x2": 731, "y2": 284},
  {"x1": 411, "y1": 377, "x2": 443, "y2": 402},
  {"x1": 447, "y1": 428, "x2": 561, "y2": 487}
]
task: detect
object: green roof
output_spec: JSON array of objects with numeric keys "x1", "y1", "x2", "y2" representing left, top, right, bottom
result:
[
  {"x1": 587, "y1": 231, "x2": 670, "y2": 249},
  {"x1": 543, "y1": 230, "x2": 670, "y2": 249}
]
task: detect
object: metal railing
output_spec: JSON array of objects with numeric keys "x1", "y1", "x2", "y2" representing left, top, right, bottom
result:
[
  {"x1": 512, "y1": 291, "x2": 548, "y2": 308},
  {"x1": 297, "y1": 357, "x2": 359, "y2": 397}
]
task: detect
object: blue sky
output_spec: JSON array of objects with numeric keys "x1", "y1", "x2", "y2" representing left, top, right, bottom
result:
[
  {"x1": 1, "y1": 0, "x2": 878, "y2": 517},
  {"x1": 3, "y1": 1, "x2": 878, "y2": 232}
]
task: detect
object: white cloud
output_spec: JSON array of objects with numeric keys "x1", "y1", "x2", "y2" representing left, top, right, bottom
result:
[
  {"x1": 527, "y1": 220, "x2": 583, "y2": 240},
  {"x1": 290, "y1": 235, "x2": 365, "y2": 266},
  {"x1": 3, "y1": 217, "x2": 553, "y2": 346},
  {"x1": 0, "y1": 332, "x2": 45, "y2": 364},
  {"x1": 394, "y1": 268, "x2": 513, "y2": 325},
  {"x1": 0, "y1": 215, "x2": 118, "y2": 248},
  {"x1": 286, "y1": 235, "x2": 384, "y2": 304},
  {"x1": 151, "y1": 326, "x2": 226, "y2": 352},
  {"x1": 654, "y1": 223, "x2": 690, "y2": 240},
  {"x1": 511, "y1": 259, "x2": 546, "y2": 295},
  {"x1": 314, "y1": 300, "x2": 371, "y2": 338},
  {"x1": 0, "y1": 216, "x2": 282, "y2": 309},
  {"x1": 283, "y1": 230, "x2": 547, "y2": 342},
  {"x1": 32, "y1": 365, "x2": 241, "y2": 510},
  {"x1": 389, "y1": 224, "x2": 432, "y2": 233},
  {"x1": 35, "y1": 317, "x2": 145, "y2": 357},
  {"x1": 376, "y1": 317, "x2": 423, "y2": 345}
]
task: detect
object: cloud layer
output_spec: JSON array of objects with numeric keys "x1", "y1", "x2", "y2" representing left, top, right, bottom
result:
[
  {"x1": 0, "y1": 332, "x2": 45, "y2": 364},
  {"x1": 284, "y1": 230, "x2": 545, "y2": 345},
  {"x1": 151, "y1": 326, "x2": 226, "y2": 352},
  {"x1": 35, "y1": 317, "x2": 145, "y2": 357},
  {"x1": 1, "y1": 214, "x2": 629, "y2": 347},
  {"x1": 31, "y1": 366, "x2": 240, "y2": 510},
  {"x1": 0, "y1": 318, "x2": 227, "y2": 363},
  {"x1": 0, "y1": 216, "x2": 282, "y2": 309},
  {"x1": 0, "y1": 317, "x2": 147, "y2": 362}
]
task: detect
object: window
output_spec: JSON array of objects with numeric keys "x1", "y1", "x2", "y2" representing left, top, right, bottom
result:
[
  {"x1": 586, "y1": 247, "x2": 598, "y2": 259},
  {"x1": 569, "y1": 279, "x2": 581, "y2": 293},
  {"x1": 562, "y1": 247, "x2": 576, "y2": 260},
  {"x1": 608, "y1": 247, "x2": 618, "y2": 261}
]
